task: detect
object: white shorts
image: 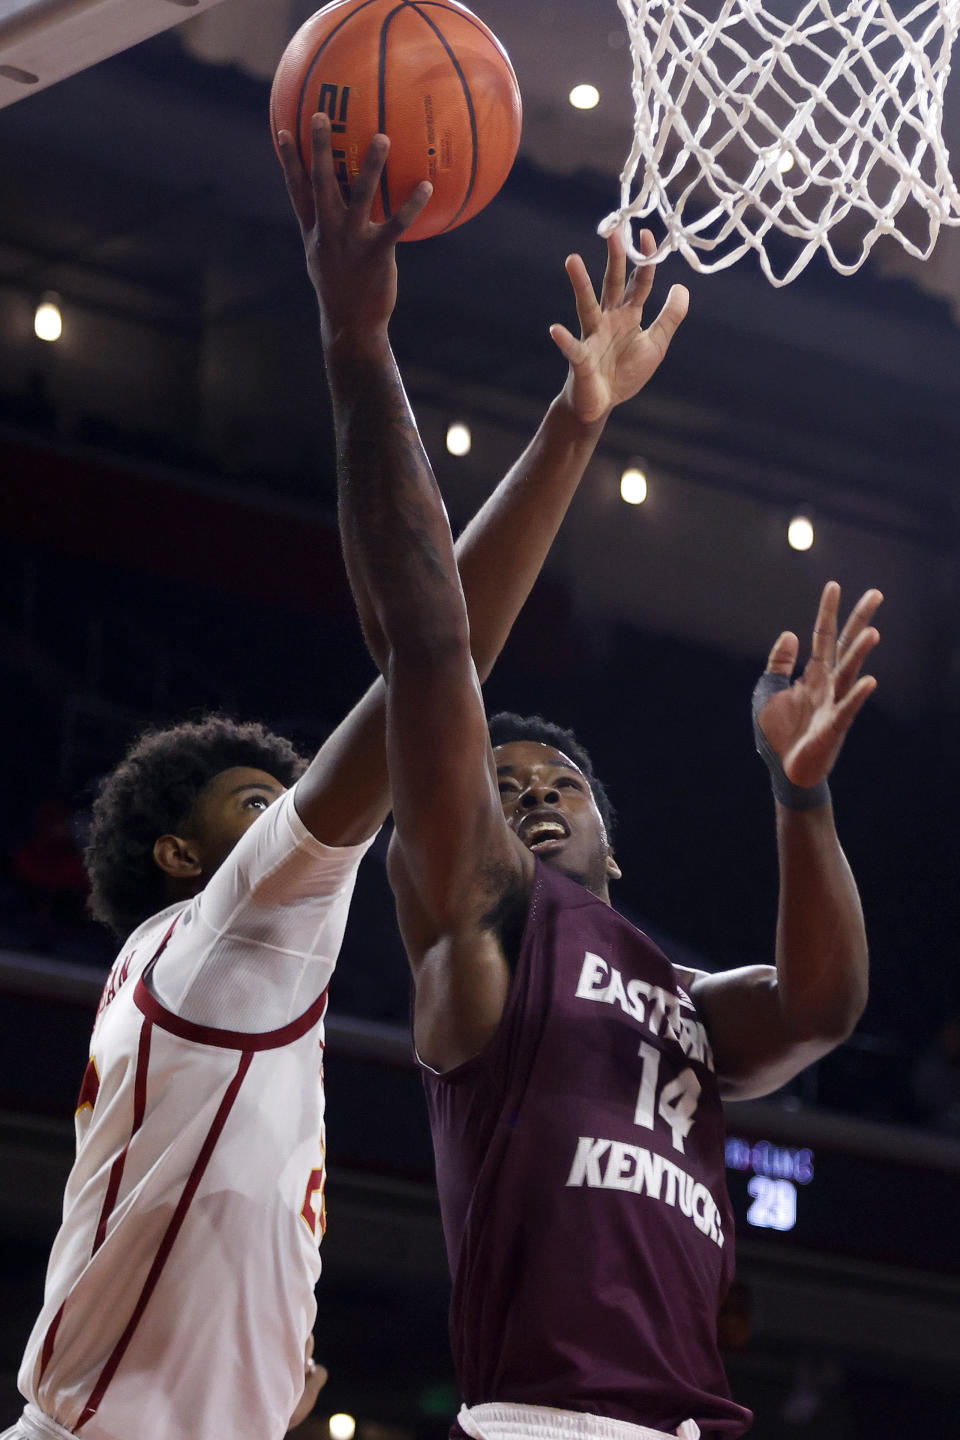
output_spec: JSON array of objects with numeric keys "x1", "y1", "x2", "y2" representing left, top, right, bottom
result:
[
  {"x1": 457, "y1": 1402, "x2": 701, "y2": 1440},
  {"x1": 1, "y1": 1405, "x2": 76, "y2": 1440}
]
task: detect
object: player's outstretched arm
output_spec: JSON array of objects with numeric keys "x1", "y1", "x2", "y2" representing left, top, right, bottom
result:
[
  {"x1": 282, "y1": 113, "x2": 521, "y2": 940},
  {"x1": 277, "y1": 126, "x2": 687, "y2": 850},
  {"x1": 454, "y1": 226, "x2": 686, "y2": 664},
  {"x1": 691, "y1": 582, "x2": 882, "y2": 1100}
]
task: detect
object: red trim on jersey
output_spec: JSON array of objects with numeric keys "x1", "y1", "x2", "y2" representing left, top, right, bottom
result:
[
  {"x1": 91, "y1": 1020, "x2": 152, "y2": 1255},
  {"x1": 74, "y1": 1048, "x2": 255, "y2": 1433},
  {"x1": 36, "y1": 922, "x2": 177, "y2": 1391},
  {"x1": 141, "y1": 914, "x2": 180, "y2": 968},
  {"x1": 36, "y1": 1301, "x2": 66, "y2": 1388},
  {"x1": 36, "y1": 915, "x2": 179, "y2": 1388},
  {"x1": 75, "y1": 1055, "x2": 100, "y2": 1118},
  {"x1": 134, "y1": 964, "x2": 329, "y2": 1050}
]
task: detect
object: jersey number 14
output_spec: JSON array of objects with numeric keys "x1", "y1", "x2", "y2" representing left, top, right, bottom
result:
[{"x1": 633, "y1": 1041, "x2": 701, "y2": 1153}]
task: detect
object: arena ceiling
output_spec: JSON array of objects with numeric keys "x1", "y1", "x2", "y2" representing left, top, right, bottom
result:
[{"x1": 0, "y1": 0, "x2": 959, "y2": 723}]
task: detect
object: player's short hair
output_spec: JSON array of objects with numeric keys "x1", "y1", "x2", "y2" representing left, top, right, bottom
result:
[
  {"x1": 487, "y1": 711, "x2": 615, "y2": 841},
  {"x1": 85, "y1": 716, "x2": 309, "y2": 938}
]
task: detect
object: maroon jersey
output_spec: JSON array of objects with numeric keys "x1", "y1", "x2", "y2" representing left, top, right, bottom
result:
[{"x1": 422, "y1": 861, "x2": 752, "y2": 1439}]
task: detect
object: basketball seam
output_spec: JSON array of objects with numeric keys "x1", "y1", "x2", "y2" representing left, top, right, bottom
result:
[
  {"x1": 282, "y1": 0, "x2": 518, "y2": 235},
  {"x1": 377, "y1": 8, "x2": 393, "y2": 218},
  {"x1": 402, "y1": 0, "x2": 479, "y2": 232},
  {"x1": 294, "y1": 0, "x2": 387, "y2": 172}
]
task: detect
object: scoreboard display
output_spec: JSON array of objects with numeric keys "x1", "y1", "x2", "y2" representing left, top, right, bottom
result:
[{"x1": 724, "y1": 1130, "x2": 960, "y2": 1273}]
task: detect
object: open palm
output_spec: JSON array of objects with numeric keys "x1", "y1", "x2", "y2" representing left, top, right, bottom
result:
[
  {"x1": 757, "y1": 582, "x2": 882, "y2": 789},
  {"x1": 550, "y1": 228, "x2": 689, "y2": 424}
]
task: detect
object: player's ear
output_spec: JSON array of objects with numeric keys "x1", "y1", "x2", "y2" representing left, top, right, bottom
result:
[
  {"x1": 606, "y1": 849, "x2": 622, "y2": 882},
  {"x1": 153, "y1": 834, "x2": 202, "y2": 879}
]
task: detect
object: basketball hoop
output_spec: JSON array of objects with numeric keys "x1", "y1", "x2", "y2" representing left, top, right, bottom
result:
[{"x1": 601, "y1": 0, "x2": 960, "y2": 285}]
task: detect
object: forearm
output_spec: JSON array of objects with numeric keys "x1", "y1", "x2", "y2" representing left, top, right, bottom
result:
[
  {"x1": 773, "y1": 803, "x2": 868, "y2": 1041},
  {"x1": 326, "y1": 333, "x2": 469, "y2": 672},
  {"x1": 456, "y1": 393, "x2": 604, "y2": 679},
  {"x1": 298, "y1": 391, "x2": 605, "y2": 843}
]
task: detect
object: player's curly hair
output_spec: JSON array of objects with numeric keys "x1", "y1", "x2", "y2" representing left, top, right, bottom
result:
[
  {"x1": 85, "y1": 716, "x2": 309, "y2": 939},
  {"x1": 486, "y1": 711, "x2": 615, "y2": 841}
]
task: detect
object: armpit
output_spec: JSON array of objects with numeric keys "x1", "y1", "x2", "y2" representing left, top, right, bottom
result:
[{"x1": 673, "y1": 963, "x2": 710, "y2": 997}]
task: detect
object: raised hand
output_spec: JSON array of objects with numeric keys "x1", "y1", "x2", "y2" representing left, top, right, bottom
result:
[
  {"x1": 277, "y1": 113, "x2": 432, "y2": 346},
  {"x1": 549, "y1": 227, "x2": 689, "y2": 425},
  {"x1": 756, "y1": 582, "x2": 882, "y2": 790}
]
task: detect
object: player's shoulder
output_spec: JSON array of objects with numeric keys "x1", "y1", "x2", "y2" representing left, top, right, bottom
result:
[
  {"x1": 102, "y1": 902, "x2": 187, "y2": 985},
  {"x1": 122, "y1": 900, "x2": 188, "y2": 952},
  {"x1": 93, "y1": 901, "x2": 187, "y2": 1032}
]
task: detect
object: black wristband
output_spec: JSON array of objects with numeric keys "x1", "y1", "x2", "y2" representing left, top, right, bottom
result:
[{"x1": 752, "y1": 672, "x2": 831, "y2": 811}]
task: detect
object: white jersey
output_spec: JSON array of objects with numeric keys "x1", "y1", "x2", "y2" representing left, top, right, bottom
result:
[{"x1": 18, "y1": 785, "x2": 374, "y2": 1440}]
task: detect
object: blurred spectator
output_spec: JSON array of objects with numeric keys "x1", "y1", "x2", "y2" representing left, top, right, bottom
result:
[
  {"x1": 1, "y1": 797, "x2": 109, "y2": 963},
  {"x1": 11, "y1": 799, "x2": 89, "y2": 921}
]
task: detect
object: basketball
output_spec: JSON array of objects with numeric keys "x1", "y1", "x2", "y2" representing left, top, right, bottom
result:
[{"x1": 270, "y1": 0, "x2": 522, "y2": 242}]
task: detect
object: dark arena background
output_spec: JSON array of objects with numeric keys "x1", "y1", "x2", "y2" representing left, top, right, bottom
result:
[{"x1": 1, "y1": 3, "x2": 960, "y2": 1438}]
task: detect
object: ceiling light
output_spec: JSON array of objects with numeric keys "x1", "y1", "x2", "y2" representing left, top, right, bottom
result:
[
  {"x1": 778, "y1": 150, "x2": 795, "y2": 174},
  {"x1": 329, "y1": 1416, "x2": 356, "y2": 1440},
  {"x1": 620, "y1": 466, "x2": 648, "y2": 505},
  {"x1": 569, "y1": 84, "x2": 600, "y2": 110},
  {"x1": 787, "y1": 515, "x2": 814, "y2": 551},
  {"x1": 34, "y1": 295, "x2": 62, "y2": 342},
  {"x1": 446, "y1": 422, "x2": 471, "y2": 456}
]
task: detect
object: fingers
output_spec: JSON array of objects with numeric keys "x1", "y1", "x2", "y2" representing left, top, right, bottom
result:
[
  {"x1": 642, "y1": 283, "x2": 689, "y2": 359},
  {"x1": 840, "y1": 587, "x2": 884, "y2": 639},
  {"x1": 276, "y1": 128, "x2": 315, "y2": 233},
  {"x1": 806, "y1": 583, "x2": 883, "y2": 697},
  {"x1": 832, "y1": 673, "x2": 878, "y2": 733},
  {"x1": 307, "y1": 115, "x2": 431, "y2": 238},
  {"x1": 599, "y1": 227, "x2": 657, "y2": 318},
  {"x1": 766, "y1": 630, "x2": 799, "y2": 677},
  {"x1": 835, "y1": 587, "x2": 883, "y2": 675},
  {"x1": 834, "y1": 623, "x2": 880, "y2": 702},
  {"x1": 306, "y1": 112, "x2": 346, "y2": 218},
  {"x1": 789, "y1": 676, "x2": 879, "y2": 783},
  {"x1": 346, "y1": 127, "x2": 391, "y2": 222},
  {"x1": 782, "y1": 671, "x2": 877, "y2": 785},
  {"x1": 385, "y1": 177, "x2": 434, "y2": 238},
  {"x1": 808, "y1": 580, "x2": 841, "y2": 666},
  {"x1": 622, "y1": 227, "x2": 657, "y2": 315},
  {"x1": 599, "y1": 227, "x2": 628, "y2": 312},
  {"x1": 548, "y1": 321, "x2": 583, "y2": 363},
  {"x1": 564, "y1": 252, "x2": 602, "y2": 337}
]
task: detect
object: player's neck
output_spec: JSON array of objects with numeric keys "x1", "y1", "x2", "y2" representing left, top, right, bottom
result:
[
  {"x1": 550, "y1": 861, "x2": 613, "y2": 906},
  {"x1": 162, "y1": 874, "x2": 205, "y2": 908}
]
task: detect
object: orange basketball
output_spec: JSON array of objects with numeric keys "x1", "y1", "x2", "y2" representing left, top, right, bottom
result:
[{"x1": 270, "y1": 0, "x2": 522, "y2": 242}]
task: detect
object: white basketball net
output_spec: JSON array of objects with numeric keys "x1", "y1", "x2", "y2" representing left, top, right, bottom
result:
[{"x1": 601, "y1": 0, "x2": 960, "y2": 284}]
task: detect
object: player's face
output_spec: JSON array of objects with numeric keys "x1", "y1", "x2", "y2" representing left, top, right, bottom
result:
[
  {"x1": 493, "y1": 741, "x2": 620, "y2": 899},
  {"x1": 187, "y1": 766, "x2": 286, "y2": 878}
]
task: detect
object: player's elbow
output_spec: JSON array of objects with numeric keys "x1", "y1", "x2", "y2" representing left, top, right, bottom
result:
[
  {"x1": 825, "y1": 986, "x2": 868, "y2": 1045},
  {"x1": 785, "y1": 979, "x2": 868, "y2": 1050},
  {"x1": 824, "y1": 960, "x2": 869, "y2": 1041}
]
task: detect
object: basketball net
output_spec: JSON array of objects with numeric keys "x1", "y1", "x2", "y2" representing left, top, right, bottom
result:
[{"x1": 601, "y1": 0, "x2": 960, "y2": 284}]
